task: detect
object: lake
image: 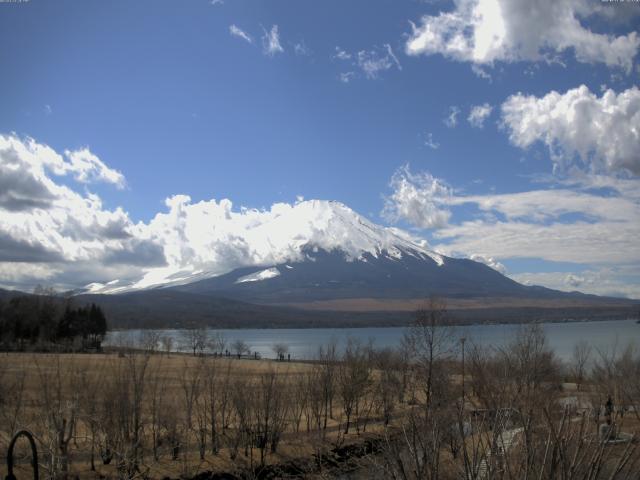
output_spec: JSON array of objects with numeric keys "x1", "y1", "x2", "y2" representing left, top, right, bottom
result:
[{"x1": 106, "y1": 319, "x2": 640, "y2": 362}]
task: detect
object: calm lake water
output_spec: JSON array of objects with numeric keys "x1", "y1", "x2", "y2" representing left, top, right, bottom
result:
[{"x1": 107, "y1": 319, "x2": 640, "y2": 362}]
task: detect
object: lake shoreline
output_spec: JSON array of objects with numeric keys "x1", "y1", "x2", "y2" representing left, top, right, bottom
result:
[
  {"x1": 107, "y1": 314, "x2": 640, "y2": 332},
  {"x1": 106, "y1": 319, "x2": 640, "y2": 362}
]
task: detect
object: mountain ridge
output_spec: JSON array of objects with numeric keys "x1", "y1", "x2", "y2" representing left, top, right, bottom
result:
[
  {"x1": 2, "y1": 199, "x2": 637, "y2": 329},
  {"x1": 84, "y1": 200, "x2": 446, "y2": 294},
  {"x1": 166, "y1": 247, "x2": 605, "y2": 304}
]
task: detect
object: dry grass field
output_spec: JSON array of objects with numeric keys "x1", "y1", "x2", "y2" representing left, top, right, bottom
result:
[
  {"x1": 277, "y1": 296, "x2": 636, "y2": 312},
  {"x1": 1, "y1": 319, "x2": 639, "y2": 480},
  {"x1": 0, "y1": 351, "x2": 400, "y2": 479}
]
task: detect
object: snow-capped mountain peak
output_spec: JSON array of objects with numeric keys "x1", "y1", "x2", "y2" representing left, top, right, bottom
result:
[
  {"x1": 257, "y1": 199, "x2": 443, "y2": 264},
  {"x1": 87, "y1": 199, "x2": 443, "y2": 294}
]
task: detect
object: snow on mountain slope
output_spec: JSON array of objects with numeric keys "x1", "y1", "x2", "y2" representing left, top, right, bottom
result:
[
  {"x1": 255, "y1": 199, "x2": 445, "y2": 264},
  {"x1": 87, "y1": 199, "x2": 445, "y2": 294},
  {"x1": 235, "y1": 267, "x2": 281, "y2": 284}
]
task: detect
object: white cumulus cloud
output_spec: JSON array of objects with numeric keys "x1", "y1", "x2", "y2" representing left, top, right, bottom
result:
[
  {"x1": 406, "y1": 0, "x2": 639, "y2": 72},
  {"x1": 64, "y1": 147, "x2": 126, "y2": 188},
  {"x1": 0, "y1": 134, "x2": 164, "y2": 291},
  {"x1": 382, "y1": 165, "x2": 452, "y2": 229},
  {"x1": 384, "y1": 165, "x2": 640, "y2": 297},
  {"x1": 469, "y1": 253, "x2": 506, "y2": 274},
  {"x1": 501, "y1": 85, "x2": 640, "y2": 175}
]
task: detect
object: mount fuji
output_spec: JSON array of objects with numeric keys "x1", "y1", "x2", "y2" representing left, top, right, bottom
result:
[
  {"x1": 86, "y1": 199, "x2": 448, "y2": 295},
  {"x1": 75, "y1": 200, "x2": 636, "y2": 328}
]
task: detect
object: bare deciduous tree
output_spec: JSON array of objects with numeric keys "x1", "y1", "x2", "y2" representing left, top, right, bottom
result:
[
  {"x1": 406, "y1": 297, "x2": 456, "y2": 411},
  {"x1": 373, "y1": 348, "x2": 401, "y2": 426},
  {"x1": 208, "y1": 332, "x2": 226, "y2": 355},
  {"x1": 0, "y1": 358, "x2": 27, "y2": 450},
  {"x1": 231, "y1": 339, "x2": 250, "y2": 358},
  {"x1": 160, "y1": 335, "x2": 174, "y2": 356},
  {"x1": 36, "y1": 355, "x2": 79, "y2": 480},
  {"x1": 181, "y1": 327, "x2": 209, "y2": 356},
  {"x1": 101, "y1": 351, "x2": 151, "y2": 478},
  {"x1": 138, "y1": 330, "x2": 161, "y2": 353},
  {"x1": 78, "y1": 361, "x2": 105, "y2": 471},
  {"x1": 253, "y1": 369, "x2": 289, "y2": 465},
  {"x1": 272, "y1": 342, "x2": 289, "y2": 361},
  {"x1": 147, "y1": 357, "x2": 167, "y2": 462},
  {"x1": 317, "y1": 339, "x2": 337, "y2": 431},
  {"x1": 571, "y1": 339, "x2": 592, "y2": 391},
  {"x1": 289, "y1": 372, "x2": 309, "y2": 433},
  {"x1": 338, "y1": 338, "x2": 371, "y2": 434}
]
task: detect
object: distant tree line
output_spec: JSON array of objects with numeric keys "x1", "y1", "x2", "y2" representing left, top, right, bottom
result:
[{"x1": 0, "y1": 288, "x2": 107, "y2": 351}]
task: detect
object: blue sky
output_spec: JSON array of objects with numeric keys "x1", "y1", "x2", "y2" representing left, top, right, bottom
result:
[{"x1": 0, "y1": 0, "x2": 639, "y2": 297}]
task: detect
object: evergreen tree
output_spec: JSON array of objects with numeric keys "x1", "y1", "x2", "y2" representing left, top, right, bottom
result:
[
  {"x1": 56, "y1": 306, "x2": 75, "y2": 341},
  {"x1": 87, "y1": 303, "x2": 107, "y2": 347},
  {"x1": 0, "y1": 294, "x2": 108, "y2": 350}
]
